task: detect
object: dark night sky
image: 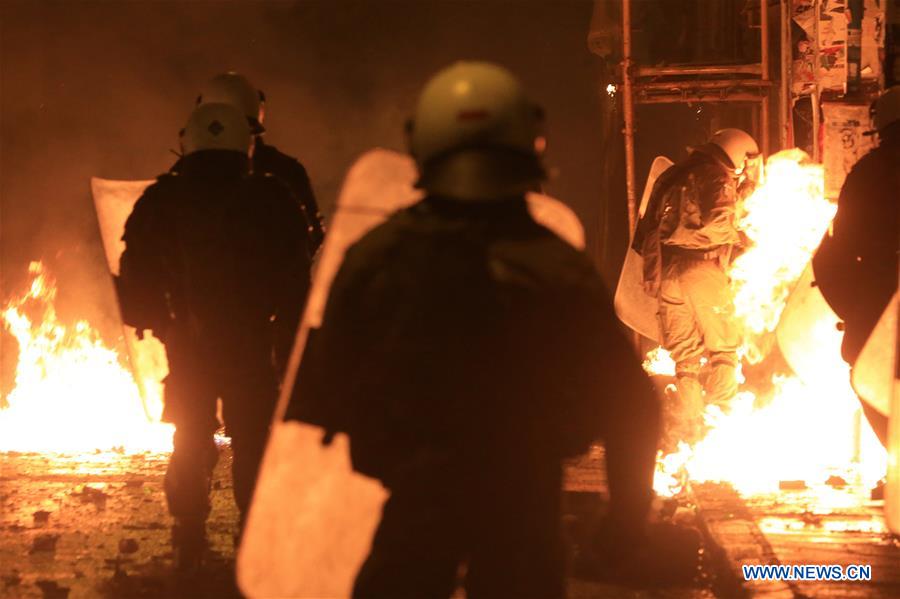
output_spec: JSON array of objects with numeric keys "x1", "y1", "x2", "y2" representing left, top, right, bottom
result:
[{"x1": 0, "y1": 0, "x2": 612, "y2": 342}]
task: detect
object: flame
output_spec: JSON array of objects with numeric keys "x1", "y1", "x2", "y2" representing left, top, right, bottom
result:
[
  {"x1": 642, "y1": 346, "x2": 676, "y2": 377},
  {"x1": 729, "y1": 150, "x2": 838, "y2": 361},
  {"x1": 0, "y1": 262, "x2": 172, "y2": 453},
  {"x1": 649, "y1": 150, "x2": 887, "y2": 499}
]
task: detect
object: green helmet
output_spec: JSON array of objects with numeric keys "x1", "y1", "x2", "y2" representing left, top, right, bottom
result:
[{"x1": 408, "y1": 61, "x2": 545, "y2": 200}]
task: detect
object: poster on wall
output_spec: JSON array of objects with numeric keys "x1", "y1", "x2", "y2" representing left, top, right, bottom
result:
[
  {"x1": 821, "y1": 102, "x2": 877, "y2": 197},
  {"x1": 793, "y1": 0, "x2": 818, "y2": 94},
  {"x1": 816, "y1": 0, "x2": 885, "y2": 91}
]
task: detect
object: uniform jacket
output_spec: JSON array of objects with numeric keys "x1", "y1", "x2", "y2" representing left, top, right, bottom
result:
[
  {"x1": 633, "y1": 150, "x2": 740, "y2": 296},
  {"x1": 118, "y1": 150, "x2": 311, "y2": 360},
  {"x1": 253, "y1": 140, "x2": 325, "y2": 254},
  {"x1": 171, "y1": 138, "x2": 325, "y2": 255},
  {"x1": 288, "y1": 195, "x2": 659, "y2": 524}
]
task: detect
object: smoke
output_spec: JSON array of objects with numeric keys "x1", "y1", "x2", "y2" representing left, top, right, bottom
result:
[{"x1": 0, "y1": 0, "x2": 607, "y2": 388}]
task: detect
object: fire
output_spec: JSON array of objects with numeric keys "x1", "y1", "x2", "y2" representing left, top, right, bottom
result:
[
  {"x1": 650, "y1": 150, "x2": 887, "y2": 499},
  {"x1": 642, "y1": 346, "x2": 676, "y2": 377},
  {"x1": 729, "y1": 150, "x2": 839, "y2": 361},
  {"x1": 0, "y1": 262, "x2": 172, "y2": 453}
]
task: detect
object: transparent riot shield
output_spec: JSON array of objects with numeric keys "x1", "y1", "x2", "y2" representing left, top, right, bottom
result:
[
  {"x1": 90, "y1": 177, "x2": 168, "y2": 422},
  {"x1": 614, "y1": 156, "x2": 673, "y2": 342},
  {"x1": 852, "y1": 293, "x2": 899, "y2": 533},
  {"x1": 238, "y1": 148, "x2": 586, "y2": 598}
]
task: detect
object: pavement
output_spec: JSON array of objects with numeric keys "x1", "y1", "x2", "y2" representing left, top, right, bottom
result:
[
  {"x1": 694, "y1": 481, "x2": 900, "y2": 598},
  {"x1": 0, "y1": 445, "x2": 241, "y2": 599},
  {"x1": 2, "y1": 444, "x2": 898, "y2": 598}
]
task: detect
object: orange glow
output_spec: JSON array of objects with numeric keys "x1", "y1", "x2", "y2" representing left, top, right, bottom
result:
[
  {"x1": 649, "y1": 150, "x2": 887, "y2": 499},
  {"x1": 0, "y1": 262, "x2": 172, "y2": 453}
]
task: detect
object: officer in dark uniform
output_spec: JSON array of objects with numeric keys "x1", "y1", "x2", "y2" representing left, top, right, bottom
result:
[
  {"x1": 174, "y1": 72, "x2": 325, "y2": 256},
  {"x1": 118, "y1": 103, "x2": 311, "y2": 570},
  {"x1": 290, "y1": 62, "x2": 660, "y2": 599},
  {"x1": 813, "y1": 86, "x2": 900, "y2": 446}
]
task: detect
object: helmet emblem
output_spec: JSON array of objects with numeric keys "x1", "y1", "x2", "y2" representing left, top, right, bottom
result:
[{"x1": 208, "y1": 120, "x2": 224, "y2": 136}]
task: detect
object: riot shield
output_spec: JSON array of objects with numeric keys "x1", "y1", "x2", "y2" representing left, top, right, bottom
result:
[
  {"x1": 91, "y1": 177, "x2": 168, "y2": 422},
  {"x1": 774, "y1": 263, "x2": 863, "y2": 396},
  {"x1": 238, "y1": 148, "x2": 586, "y2": 598},
  {"x1": 614, "y1": 156, "x2": 674, "y2": 342},
  {"x1": 778, "y1": 262, "x2": 892, "y2": 418},
  {"x1": 853, "y1": 293, "x2": 899, "y2": 533},
  {"x1": 852, "y1": 292, "x2": 898, "y2": 417}
]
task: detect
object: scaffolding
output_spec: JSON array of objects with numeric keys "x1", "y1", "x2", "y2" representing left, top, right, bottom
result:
[{"x1": 619, "y1": 0, "x2": 788, "y2": 233}]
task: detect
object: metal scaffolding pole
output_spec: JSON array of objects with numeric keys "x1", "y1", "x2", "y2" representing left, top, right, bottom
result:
[
  {"x1": 780, "y1": 0, "x2": 794, "y2": 149},
  {"x1": 760, "y1": 0, "x2": 771, "y2": 155},
  {"x1": 621, "y1": 0, "x2": 637, "y2": 235}
]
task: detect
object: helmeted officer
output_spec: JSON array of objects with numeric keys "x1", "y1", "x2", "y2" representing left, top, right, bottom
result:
[
  {"x1": 118, "y1": 103, "x2": 311, "y2": 571},
  {"x1": 633, "y1": 128, "x2": 760, "y2": 445},
  {"x1": 174, "y1": 72, "x2": 325, "y2": 257},
  {"x1": 813, "y1": 86, "x2": 900, "y2": 446},
  {"x1": 290, "y1": 61, "x2": 659, "y2": 598}
]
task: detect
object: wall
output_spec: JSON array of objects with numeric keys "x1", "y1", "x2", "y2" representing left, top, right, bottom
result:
[{"x1": 0, "y1": 0, "x2": 609, "y2": 366}]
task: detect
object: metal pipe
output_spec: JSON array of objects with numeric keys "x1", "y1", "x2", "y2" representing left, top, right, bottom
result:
[
  {"x1": 761, "y1": 0, "x2": 770, "y2": 82},
  {"x1": 761, "y1": 0, "x2": 770, "y2": 154},
  {"x1": 621, "y1": 0, "x2": 637, "y2": 234},
  {"x1": 635, "y1": 93, "x2": 772, "y2": 105},
  {"x1": 635, "y1": 63, "x2": 763, "y2": 77},
  {"x1": 811, "y1": 0, "x2": 822, "y2": 162},
  {"x1": 811, "y1": 87, "x2": 821, "y2": 161},
  {"x1": 780, "y1": 0, "x2": 793, "y2": 149},
  {"x1": 634, "y1": 79, "x2": 773, "y2": 91}
]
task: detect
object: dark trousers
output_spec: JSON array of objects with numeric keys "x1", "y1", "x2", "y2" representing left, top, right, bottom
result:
[
  {"x1": 162, "y1": 341, "x2": 278, "y2": 530},
  {"x1": 353, "y1": 456, "x2": 565, "y2": 599}
]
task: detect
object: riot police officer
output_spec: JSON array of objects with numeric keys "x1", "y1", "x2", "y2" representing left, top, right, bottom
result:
[
  {"x1": 291, "y1": 62, "x2": 659, "y2": 598},
  {"x1": 175, "y1": 72, "x2": 325, "y2": 257},
  {"x1": 118, "y1": 103, "x2": 310, "y2": 570}
]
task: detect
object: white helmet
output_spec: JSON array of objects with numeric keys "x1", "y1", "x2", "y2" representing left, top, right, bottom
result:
[
  {"x1": 408, "y1": 61, "x2": 545, "y2": 200},
  {"x1": 197, "y1": 72, "x2": 265, "y2": 134},
  {"x1": 873, "y1": 86, "x2": 900, "y2": 134},
  {"x1": 708, "y1": 128, "x2": 760, "y2": 170},
  {"x1": 180, "y1": 103, "x2": 252, "y2": 156}
]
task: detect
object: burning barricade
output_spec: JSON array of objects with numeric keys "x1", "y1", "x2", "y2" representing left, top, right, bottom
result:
[{"x1": 0, "y1": 261, "x2": 172, "y2": 454}]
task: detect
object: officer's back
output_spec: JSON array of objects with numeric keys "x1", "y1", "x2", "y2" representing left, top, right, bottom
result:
[
  {"x1": 289, "y1": 62, "x2": 659, "y2": 599},
  {"x1": 170, "y1": 72, "x2": 325, "y2": 255},
  {"x1": 303, "y1": 194, "x2": 620, "y2": 477},
  {"x1": 119, "y1": 104, "x2": 309, "y2": 352}
]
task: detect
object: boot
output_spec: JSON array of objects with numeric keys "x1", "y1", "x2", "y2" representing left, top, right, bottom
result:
[
  {"x1": 673, "y1": 371, "x2": 705, "y2": 446},
  {"x1": 172, "y1": 519, "x2": 206, "y2": 575}
]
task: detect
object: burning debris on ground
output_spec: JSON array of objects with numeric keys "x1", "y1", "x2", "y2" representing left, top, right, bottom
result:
[{"x1": 2, "y1": 0, "x2": 899, "y2": 597}]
